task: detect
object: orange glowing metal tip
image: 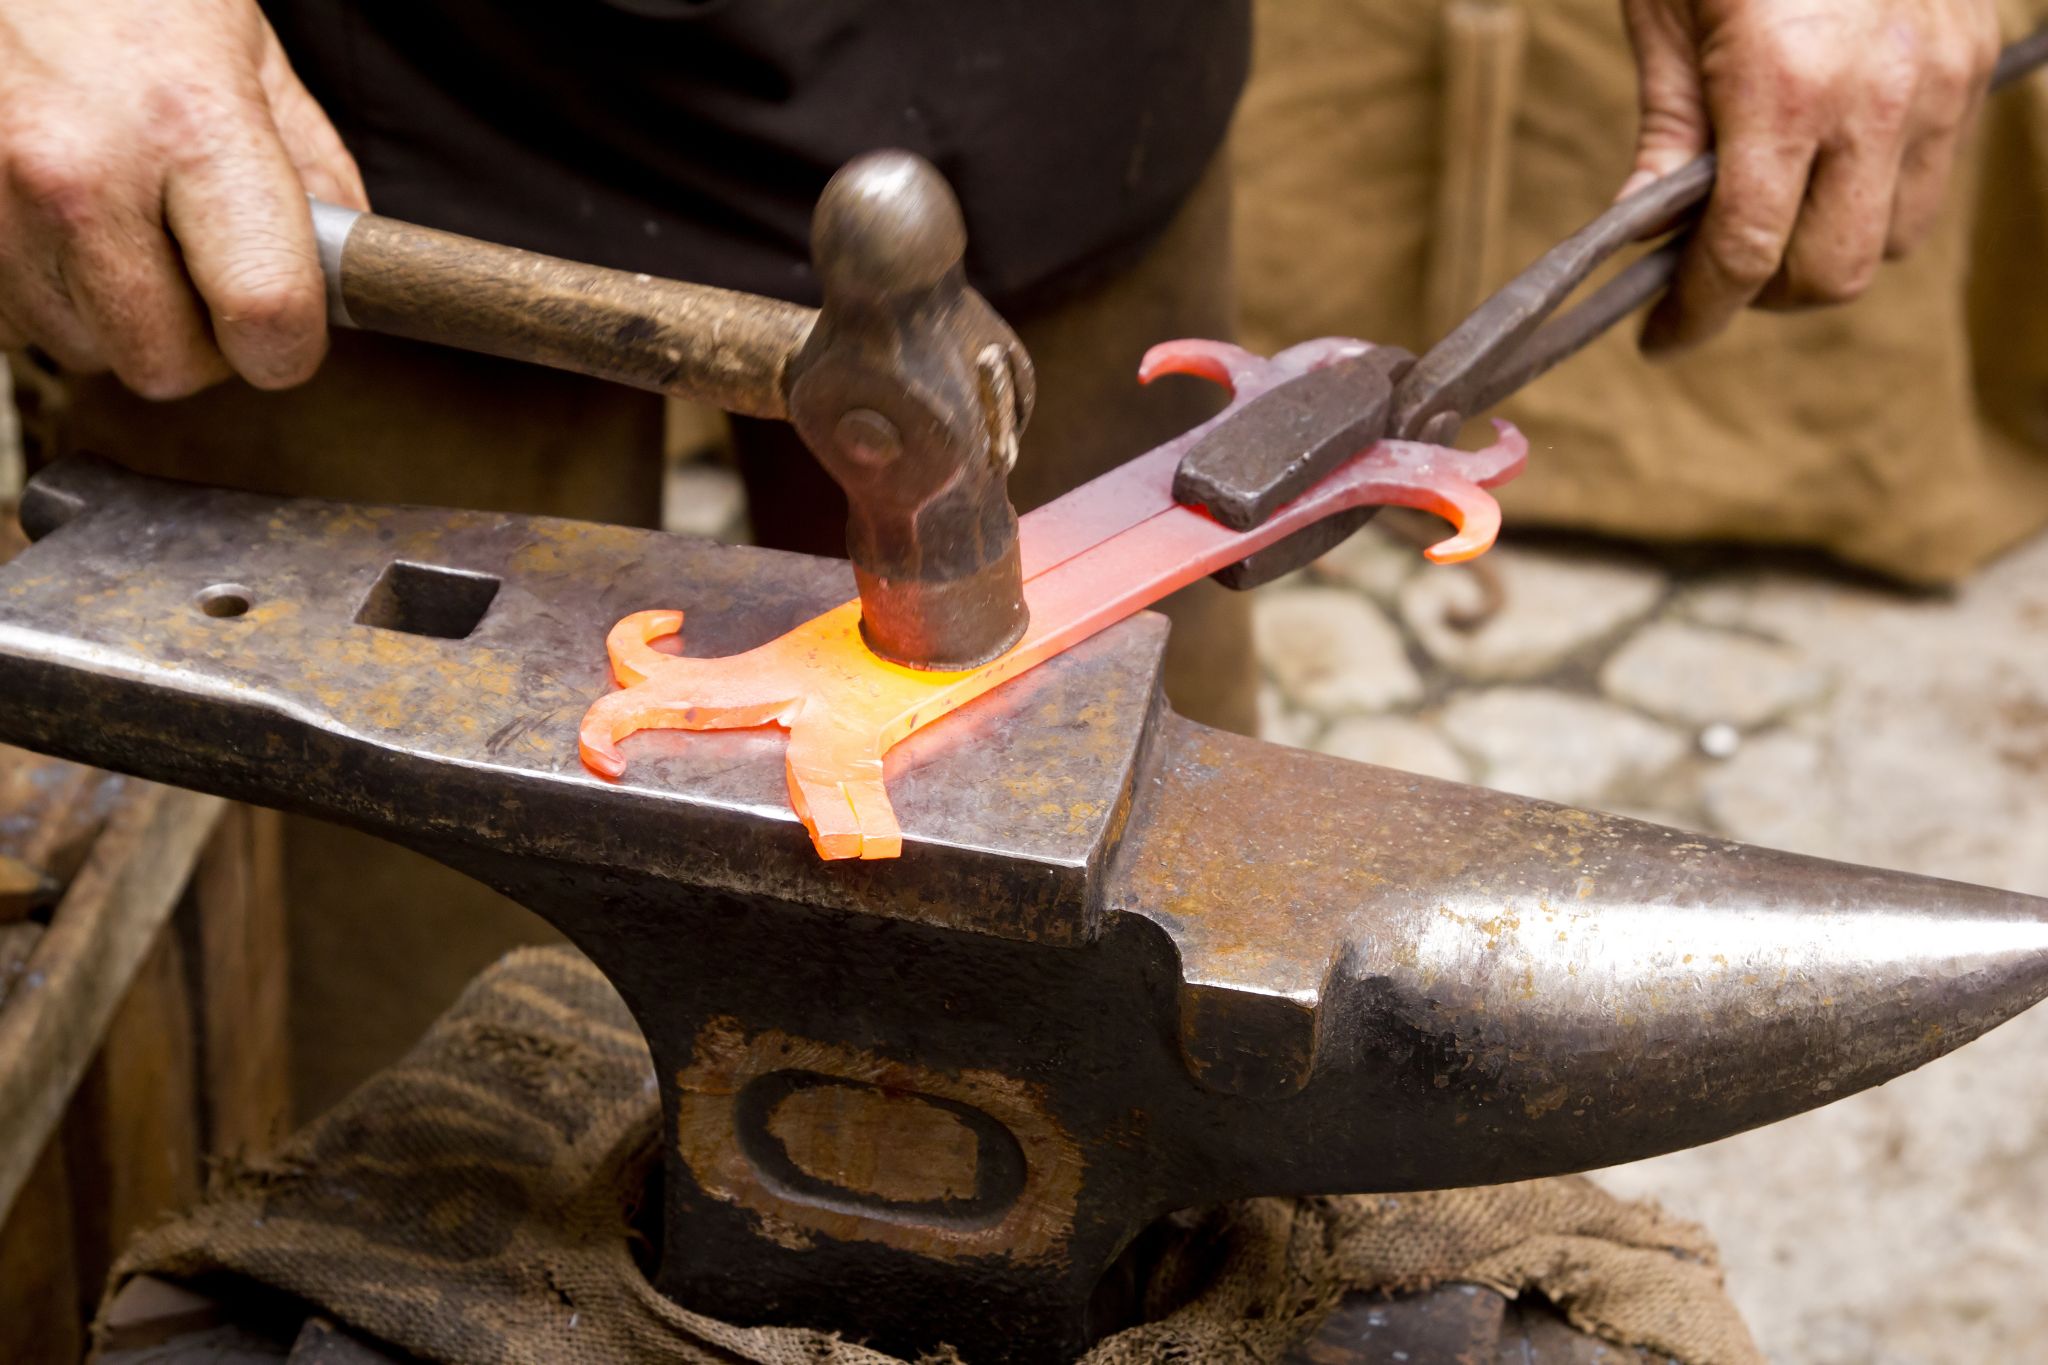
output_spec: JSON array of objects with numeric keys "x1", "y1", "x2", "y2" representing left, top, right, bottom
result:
[{"x1": 578, "y1": 337, "x2": 1528, "y2": 859}]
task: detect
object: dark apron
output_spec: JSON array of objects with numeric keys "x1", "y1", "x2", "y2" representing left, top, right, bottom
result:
[{"x1": 261, "y1": 0, "x2": 1251, "y2": 309}]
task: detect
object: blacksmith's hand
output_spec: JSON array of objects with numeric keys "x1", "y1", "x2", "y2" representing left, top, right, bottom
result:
[
  {"x1": 0, "y1": 0, "x2": 366, "y2": 397},
  {"x1": 1621, "y1": 0, "x2": 2001, "y2": 351}
]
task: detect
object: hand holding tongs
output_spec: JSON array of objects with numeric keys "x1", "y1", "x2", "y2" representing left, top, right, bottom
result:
[{"x1": 1175, "y1": 26, "x2": 2048, "y2": 588}]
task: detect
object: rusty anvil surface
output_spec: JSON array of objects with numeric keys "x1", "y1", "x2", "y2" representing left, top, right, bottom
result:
[{"x1": 5, "y1": 458, "x2": 2048, "y2": 1362}]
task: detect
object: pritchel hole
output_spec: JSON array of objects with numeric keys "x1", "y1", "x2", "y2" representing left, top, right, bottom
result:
[
  {"x1": 194, "y1": 584, "x2": 253, "y2": 618},
  {"x1": 355, "y1": 561, "x2": 501, "y2": 640}
]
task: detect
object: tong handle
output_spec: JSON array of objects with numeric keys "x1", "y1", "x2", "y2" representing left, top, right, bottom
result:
[
  {"x1": 311, "y1": 202, "x2": 817, "y2": 420},
  {"x1": 1466, "y1": 237, "x2": 1688, "y2": 417},
  {"x1": 1388, "y1": 155, "x2": 1713, "y2": 439}
]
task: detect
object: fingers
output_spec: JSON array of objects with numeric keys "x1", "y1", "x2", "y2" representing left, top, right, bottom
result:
[
  {"x1": 1890, "y1": 122, "x2": 1968, "y2": 261},
  {"x1": 1888, "y1": 22, "x2": 1998, "y2": 257},
  {"x1": 1762, "y1": 29, "x2": 1923, "y2": 309},
  {"x1": 54, "y1": 196, "x2": 232, "y2": 397},
  {"x1": 1643, "y1": 86, "x2": 1814, "y2": 352},
  {"x1": 0, "y1": 126, "x2": 269, "y2": 394},
  {"x1": 1638, "y1": 1, "x2": 2003, "y2": 352},
  {"x1": 0, "y1": 137, "x2": 108, "y2": 371},
  {"x1": 0, "y1": 238, "x2": 99, "y2": 373},
  {"x1": 256, "y1": 23, "x2": 368, "y2": 211},
  {"x1": 162, "y1": 104, "x2": 330, "y2": 391},
  {"x1": 1619, "y1": 0, "x2": 1712, "y2": 200},
  {"x1": 1762, "y1": 97, "x2": 1908, "y2": 310}
]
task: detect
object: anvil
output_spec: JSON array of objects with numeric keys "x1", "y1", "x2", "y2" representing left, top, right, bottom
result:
[
  {"x1": 3, "y1": 455, "x2": 2047, "y2": 1361},
  {"x1": 14, "y1": 45, "x2": 2048, "y2": 1352}
]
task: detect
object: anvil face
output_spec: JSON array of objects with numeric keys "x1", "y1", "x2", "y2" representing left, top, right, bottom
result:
[
  {"x1": 4, "y1": 457, "x2": 1156, "y2": 942},
  {"x1": 4, "y1": 457, "x2": 2046, "y2": 1363}
]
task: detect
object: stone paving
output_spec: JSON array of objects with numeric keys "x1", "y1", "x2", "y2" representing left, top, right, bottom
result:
[{"x1": 1264, "y1": 510, "x2": 2048, "y2": 1365}]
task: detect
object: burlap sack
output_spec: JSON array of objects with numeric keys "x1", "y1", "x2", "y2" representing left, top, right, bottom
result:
[
  {"x1": 1237, "y1": 0, "x2": 2048, "y2": 585},
  {"x1": 102, "y1": 947, "x2": 1758, "y2": 1364}
]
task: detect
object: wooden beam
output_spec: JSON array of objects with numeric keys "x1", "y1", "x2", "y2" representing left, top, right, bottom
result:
[
  {"x1": 63, "y1": 922, "x2": 203, "y2": 1311},
  {"x1": 1424, "y1": 0, "x2": 1530, "y2": 338},
  {"x1": 0, "y1": 780, "x2": 222, "y2": 1224},
  {"x1": 184, "y1": 805, "x2": 293, "y2": 1153},
  {"x1": 0, "y1": 500, "x2": 23, "y2": 564},
  {"x1": 0, "y1": 750, "x2": 117, "y2": 926},
  {"x1": 0, "y1": 853, "x2": 55, "y2": 922},
  {"x1": 0, "y1": 920, "x2": 39, "y2": 1011},
  {"x1": 0, "y1": 1132, "x2": 84, "y2": 1364}
]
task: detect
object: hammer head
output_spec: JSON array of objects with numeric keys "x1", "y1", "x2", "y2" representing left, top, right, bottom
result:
[{"x1": 786, "y1": 151, "x2": 1035, "y2": 672}]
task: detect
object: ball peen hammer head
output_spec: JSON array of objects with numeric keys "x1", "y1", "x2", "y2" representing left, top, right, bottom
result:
[
  {"x1": 785, "y1": 151, "x2": 1035, "y2": 672},
  {"x1": 809, "y1": 151, "x2": 970, "y2": 299}
]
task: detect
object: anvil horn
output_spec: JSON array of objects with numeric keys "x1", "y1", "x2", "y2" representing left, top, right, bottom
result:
[
  {"x1": 1114, "y1": 722, "x2": 2048, "y2": 1192},
  {"x1": 3, "y1": 457, "x2": 2043, "y2": 1360}
]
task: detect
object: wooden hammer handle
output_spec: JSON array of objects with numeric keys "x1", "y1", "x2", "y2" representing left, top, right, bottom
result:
[{"x1": 312, "y1": 201, "x2": 817, "y2": 420}]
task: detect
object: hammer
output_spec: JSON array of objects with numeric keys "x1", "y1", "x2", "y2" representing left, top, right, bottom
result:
[{"x1": 308, "y1": 152, "x2": 1035, "y2": 672}]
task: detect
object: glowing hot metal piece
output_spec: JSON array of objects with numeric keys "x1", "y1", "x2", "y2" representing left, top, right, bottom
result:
[{"x1": 578, "y1": 338, "x2": 1528, "y2": 859}]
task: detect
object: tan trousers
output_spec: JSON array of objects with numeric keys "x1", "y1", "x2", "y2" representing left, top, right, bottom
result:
[{"x1": 15, "y1": 156, "x2": 1250, "y2": 1117}]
